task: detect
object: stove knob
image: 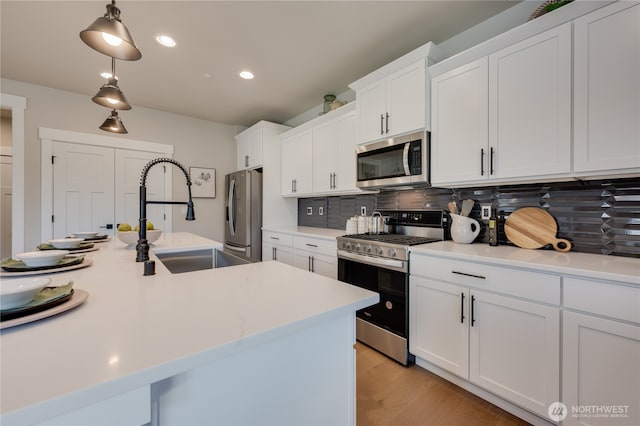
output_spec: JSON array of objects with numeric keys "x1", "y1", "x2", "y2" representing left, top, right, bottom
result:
[
  {"x1": 354, "y1": 243, "x2": 361, "y2": 252},
  {"x1": 343, "y1": 241, "x2": 351, "y2": 250},
  {"x1": 388, "y1": 248, "x2": 397, "y2": 257},
  {"x1": 365, "y1": 245, "x2": 372, "y2": 253},
  {"x1": 375, "y1": 247, "x2": 384, "y2": 255}
]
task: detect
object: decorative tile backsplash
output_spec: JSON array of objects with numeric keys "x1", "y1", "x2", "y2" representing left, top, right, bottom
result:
[{"x1": 298, "y1": 177, "x2": 640, "y2": 258}]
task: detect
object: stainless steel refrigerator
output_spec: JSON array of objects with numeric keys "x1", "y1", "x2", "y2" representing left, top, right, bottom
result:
[{"x1": 224, "y1": 169, "x2": 262, "y2": 262}]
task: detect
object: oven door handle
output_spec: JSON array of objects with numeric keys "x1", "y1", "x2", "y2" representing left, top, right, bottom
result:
[{"x1": 338, "y1": 250, "x2": 406, "y2": 272}]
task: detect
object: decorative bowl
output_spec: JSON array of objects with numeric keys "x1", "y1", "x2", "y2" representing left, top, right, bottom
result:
[
  {"x1": 14, "y1": 250, "x2": 68, "y2": 267},
  {"x1": 72, "y1": 231, "x2": 99, "y2": 239},
  {"x1": 117, "y1": 229, "x2": 162, "y2": 245},
  {"x1": 0, "y1": 277, "x2": 51, "y2": 310},
  {"x1": 48, "y1": 238, "x2": 84, "y2": 249}
]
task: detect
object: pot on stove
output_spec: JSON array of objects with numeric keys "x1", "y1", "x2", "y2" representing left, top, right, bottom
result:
[{"x1": 370, "y1": 212, "x2": 388, "y2": 234}]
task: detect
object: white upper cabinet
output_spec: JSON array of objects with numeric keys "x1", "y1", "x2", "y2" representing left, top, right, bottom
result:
[
  {"x1": 235, "y1": 125, "x2": 263, "y2": 170},
  {"x1": 350, "y1": 42, "x2": 442, "y2": 144},
  {"x1": 357, "y1": 60, "x2": 426, "y2": 143},
  {"x1": 573, "y1": 1, "x2": 640, "y2": 176},
  {"x1": 312, "y1": 107, "x2": 359, "y2": 194},
  {"x1": 431, "y1": 23, "x2": 572, "y2": 187},
  {"x1": 282, "y1": 103, "x2": 359, "y2": 197},
  {"x1": 488, "y1": 23, "x2": 572, "y2": 180},
  {"x1": 281, "y1": 129, "x2": 313, "y2": 197},
  {"x1": 431, "y1": 57, "x2": 489, "y2": 184}
]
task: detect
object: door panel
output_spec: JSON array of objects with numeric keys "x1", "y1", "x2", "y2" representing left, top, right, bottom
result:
[
  {"x1": 114, "y1": 150, "x2": 170, "y2": 233},
  {"x1": 53, "y1": 142, "x2": 115, "y2": 238}
]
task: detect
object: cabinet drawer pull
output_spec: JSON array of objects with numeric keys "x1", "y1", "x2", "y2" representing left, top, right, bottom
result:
[
  {"x1": 452, "y1": 271, "x2": 486, "y2": 280},
  {"x1": 311, "y1": 256, "x2": 315, "y2": 273},
  {"x1": 385, "y1": 112, "x2": 390, "y2": 134},
  {"x1": 471, "y1": 295, "x2": 476, "y2": 326},
  {"x1": 380, "y1": 114, "x2": 384, "y2": 135},
  {"x1": 270, "y1": 236, "x2": 279, "y2": 240},
  {"x1": 245, "y1": 155, "x2": 249, "y2": 168},
  {"x1": 273, "y1": 246, "x2": 277, "y2": 261},
  {"x1": 460, "y1": 292, "x2": 465, "y2": 324},
  {"x1": 490, "y1": 147, "x2": 495, "y2": 175},
  {"x1": 305, "y1": 243, "x2": 318, "y2": 248},
  {"x1": 480, "y1": 148, "x2": 485, "y2": 176}
]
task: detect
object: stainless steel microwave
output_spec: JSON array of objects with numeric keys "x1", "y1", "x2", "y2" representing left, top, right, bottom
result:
[{"x1": 356, "y1": 131, "x2": 429, "y2": 189}]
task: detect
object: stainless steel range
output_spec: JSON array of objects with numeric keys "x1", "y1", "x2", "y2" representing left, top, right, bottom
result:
[{"x1": 337, "y1": 210, "x2": 448, "y2": 365}]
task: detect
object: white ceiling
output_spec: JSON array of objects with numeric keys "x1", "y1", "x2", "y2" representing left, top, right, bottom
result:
[{"x1": 1, "y1": 1, "x2": 520, "y2": 128}]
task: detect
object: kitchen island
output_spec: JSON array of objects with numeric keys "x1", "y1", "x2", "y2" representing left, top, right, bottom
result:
[{"x1": 0, "y1": 232, "x2": 378, "y2": 425}]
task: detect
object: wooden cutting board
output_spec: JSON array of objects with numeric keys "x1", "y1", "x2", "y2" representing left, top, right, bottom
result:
[{"x1": 504, "y1": 207, "x2": 572, "y2": 252}]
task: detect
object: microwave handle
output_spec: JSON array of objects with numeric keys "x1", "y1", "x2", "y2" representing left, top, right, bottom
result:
[{"x1": 402, "y1": 143, "x2": 411, "y2": 176}]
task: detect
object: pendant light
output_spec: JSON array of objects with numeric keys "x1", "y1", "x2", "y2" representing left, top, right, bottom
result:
[
  {"x1": 100, "y1": 110, "x2": 128, "y2": 134},
  {"x1": 80, "y1": 0, "x2": 142, "y2": 61},
  {"x1": 92, "y1": 58, "x2": 131, "y2": 110}
]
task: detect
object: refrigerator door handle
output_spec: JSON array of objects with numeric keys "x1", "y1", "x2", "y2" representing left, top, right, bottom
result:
[{"x1": 228, "y1": 179, "x2": 236, "y2": 236}]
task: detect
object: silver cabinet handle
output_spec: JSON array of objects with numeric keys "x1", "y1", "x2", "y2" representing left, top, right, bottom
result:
[
  {"x1": 385, "y1": 112, "x2": 390, "y2": 134},
  {"x1": 305, "y1": 243, "x2": 318, "y2": 248},
  {"x1": 380, "y1": 114, "x2": 384, "y2": 135},
  {"x1": 245, "y1": 155, "x2": 249, "y2": 168},
  {"x1": 270, "y1": 236, "x2": 279, "y2": 240}
]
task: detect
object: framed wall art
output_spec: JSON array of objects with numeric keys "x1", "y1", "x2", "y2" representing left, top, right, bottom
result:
[{"x1": 190, "y1": 167, "x2": 216, "y2": 198}]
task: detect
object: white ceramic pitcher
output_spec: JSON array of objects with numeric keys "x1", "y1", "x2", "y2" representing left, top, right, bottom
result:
[{"x1": 450, "y1": 213, "x2": 481, "y2": 244}]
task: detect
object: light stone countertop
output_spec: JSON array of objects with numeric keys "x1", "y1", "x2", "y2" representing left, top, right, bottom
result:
[
  {"x1": 262, "y1": 226, "x2": 346, "y2": 241},
  {"x1": 0, "y1": 232, "x2": 378, "y2": 423},
  {"x1": 410, "y1": 241, "x2": 640, "y2": 285}
]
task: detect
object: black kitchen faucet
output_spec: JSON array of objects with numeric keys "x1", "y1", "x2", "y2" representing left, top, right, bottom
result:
[{"x1": 136, "y1": 158, "x2": 195, "y2": 262}]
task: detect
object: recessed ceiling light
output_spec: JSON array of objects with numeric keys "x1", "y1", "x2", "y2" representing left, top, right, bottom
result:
[
  {"x1": 239, "y1": 70, "x2": 254, "y2": 80},
  {"x1": 155, "y1": 34, "x2": 176, "y2": 47}
]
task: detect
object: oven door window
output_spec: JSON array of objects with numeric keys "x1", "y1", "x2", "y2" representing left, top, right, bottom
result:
[{"x1": 338, "y1": 258, "x2": 408, "y2": 337}]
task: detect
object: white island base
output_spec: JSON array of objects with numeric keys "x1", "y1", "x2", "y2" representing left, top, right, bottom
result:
[{"x1": 154, "y1": 313, "x2": 356, "y2": 425}]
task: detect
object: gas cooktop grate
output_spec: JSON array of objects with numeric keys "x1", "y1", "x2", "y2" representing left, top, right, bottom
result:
[{"x1": 340, "y1": 233, "x2": 441, "y2": 246}]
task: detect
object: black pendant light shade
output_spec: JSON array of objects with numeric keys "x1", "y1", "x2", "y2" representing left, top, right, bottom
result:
[
  {"x1": 80, "y1": 1, "x2": 142, "y2": 61},
  {"x1": 100, "y1": 110, "x2": 128, "y2": 134},
  {"x1": 92, "y1": 78, "x2": 131, "y2": 110}
]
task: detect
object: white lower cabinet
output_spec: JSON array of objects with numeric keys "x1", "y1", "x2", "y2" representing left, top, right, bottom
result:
[
  {"x1": 262, "y1": 231, "x2": 337, "y2": 279},
  {"x1": 262, "y1": 231, "x2": 293, "y2": 265},
  {"x1": 410, "y1": 253, "x2": 560, "y2": 421},
  {"x1": 293, "y1": 235, "x2": 337, "y2": 279},
  {"x1": 562, "y1": 277, "x2": 640, "y2": 426}
]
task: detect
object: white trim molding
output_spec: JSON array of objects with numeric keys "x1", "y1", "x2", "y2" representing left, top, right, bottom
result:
[{"x1": 1, "y1": 93, "x2": 27, "y2": 254}]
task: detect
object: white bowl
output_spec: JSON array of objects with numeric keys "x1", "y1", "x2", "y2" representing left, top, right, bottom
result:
[
  {"x1": 1, "y1": 277, "x2": 51, "y2": 309},
  {"x1": 117, "y1": 229, "x2": 162, "y2": 245},
  {"x1": 73, "y1": 231, "x2": 99, "y2": 239},
  {"x1": 48, "y1": 238, "x2": 83, "y2": 249},
  {"x1": 14, "y1": 250, "x2": 68, "y2": 267}
]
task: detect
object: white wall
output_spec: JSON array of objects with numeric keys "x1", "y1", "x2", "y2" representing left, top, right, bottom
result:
[{"x1": 1, "y1": 78, "x2": 238, "y2": 249}]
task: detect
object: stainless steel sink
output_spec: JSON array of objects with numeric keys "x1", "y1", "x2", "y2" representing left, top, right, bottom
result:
[
  {"x1": 155, "y1": 249, "x2": 214, "y2": 274},
  {"x1": 154, "y1": 248, "x2": 253, "y2": 273}
]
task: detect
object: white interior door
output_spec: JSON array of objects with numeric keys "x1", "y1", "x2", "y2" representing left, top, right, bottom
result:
[
  {"x1": 52, "y1": 142, "x2": 115, "y2": 238},
  {"x1": 1, "y1": 154, "x2": 12, "y2": 258},
  {"x1": 114, "y1": 150, "x2": 172, "y2": 233}
]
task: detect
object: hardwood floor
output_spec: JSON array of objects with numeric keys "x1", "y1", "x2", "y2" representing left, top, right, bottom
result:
[{"x1": 356, "y1": 343, "x2": 531, "y2": 426}]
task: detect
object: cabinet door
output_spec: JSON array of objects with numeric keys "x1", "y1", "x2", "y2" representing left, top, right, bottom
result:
[
  {"x1": 489, "y1": 23, "x2": 571, "y2": 180},
  {"x1": 280, "y1": 135, "x2": 296, "y2": 196},
  {"x1": 357, "y1": 79, "x2": 387, "y2": 143},
  {"x1": 293, "y1": 252, "x2": 336, "y2": 279},
  {"x1": 236, "y1": 132, "x2": 250, "y2": 170},
  {"x1": 293, "y1": 130, "x2": 313, "y2": 195},
  {"x1": 312, "y1": 120, "x2": 338, "y2": 193},
  {"x1": 574, "y1": 2, "x2": 640, "y2": 175},
  {"x1": 386, "y1": 59, "x2": 426, "y2": 137},
  {"x1": 281, "y1": 129, "x2": 314, "y2": 197},
  {"x1": 431, "y1": 57, "x2": 489, "y2": 186},
  {"x1": 563, "y1": 311, "x2": 640, "y2": 426},
  {"x1": 469, "y1": 290, "x2": 559, "y2": 419},
  {"x1": 410, "y1": 277, "x2": 469, "y2": 378},
  {"x1": 335, "y1": 111, "x2": 358, "y2": 192}
]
